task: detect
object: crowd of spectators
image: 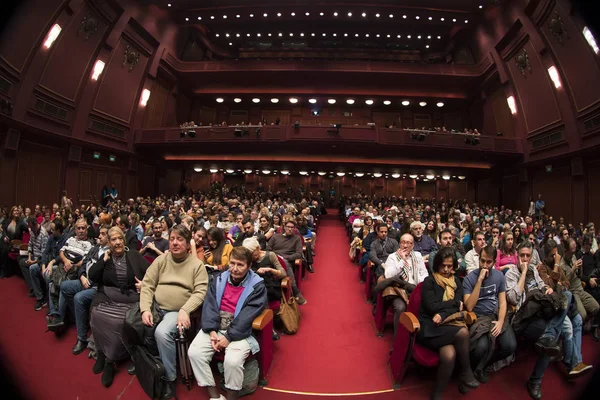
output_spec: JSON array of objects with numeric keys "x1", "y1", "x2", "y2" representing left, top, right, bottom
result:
[
  {"x1": 344, "y1": 194, "x2": 600, "y2": 400},
  {"x1": 0, "y1": 182, "x2": 323, "y2": 400}
]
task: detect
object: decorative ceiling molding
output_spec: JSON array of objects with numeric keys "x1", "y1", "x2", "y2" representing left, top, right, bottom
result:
[
  {"x1": 514, "y1": 48, "x2": 532, "y2": 77},
  {"x1": 547, "y1": 10, "x2": 569, "y2": 45},
  {"x1": 78, "y1": 12, "x2": 99, "y2": 40},
  {"x1": 122, "y1": 45, "x2": 140, "y2": 71}
]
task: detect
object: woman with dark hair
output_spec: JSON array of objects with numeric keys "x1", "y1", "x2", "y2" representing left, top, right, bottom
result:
[
  {"x1": 495, "y1": 232, "x2": 518, "y2": 274},
  {"x1": 188, "y1": 247, "x2": 267, "y2": 400},
  {"x1": 204, "y1": 227, "x2": 233, "y2": 271},
  {"x1": 0, "y1": 206, "x2": 27, "y2": 278},
  {"x1": 513, "y1": 225, "x2": 524, "y2": 246},
  {"x1": 256, "y1": 215, "x2": 274, "y2": 250},
  {"x1": 417, "y1": 247, "x2": 479, "y2": 399},
  {"x1": 425, "y1": 220, "x2": 439, "y2": 243},
  {"x1": 88, "y1": 227, "x2": 150, "y2": 387},
  {"x1": 272, "y1": 213, "x2": 283, "y2": 234}
]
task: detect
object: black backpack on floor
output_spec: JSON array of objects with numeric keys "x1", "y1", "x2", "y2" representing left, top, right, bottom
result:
[{"x1": 133, "y1": 345, "x2": 168, "y2": 399}]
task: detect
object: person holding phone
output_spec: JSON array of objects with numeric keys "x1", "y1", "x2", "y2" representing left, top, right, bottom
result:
[
  {"x1": 140, "y1": 224, "x2": 208, "y2": 400},
  {"x1": 140, "y1": 220, "x2": 169, "y2": 262},
  {"x1": 204, "y1": 227, "x2": 233, "y2": 271}
]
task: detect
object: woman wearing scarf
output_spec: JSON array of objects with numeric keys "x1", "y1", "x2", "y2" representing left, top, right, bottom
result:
[{"x1": 417, "y1": 247, "x2": 479, "y2": 399}]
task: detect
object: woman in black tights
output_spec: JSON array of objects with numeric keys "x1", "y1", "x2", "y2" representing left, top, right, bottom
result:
[{"x1": 417, "y1": 247, "x2": 479, "y2": 399}]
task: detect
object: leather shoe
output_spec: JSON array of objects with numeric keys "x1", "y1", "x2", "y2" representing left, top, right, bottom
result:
[
  {"x1": 162, "y1": 380, "x2": 175, "y2": 399},
  {"x1": 72, "y1": 340, "x2": 87, "y2": 355},
  {"x1": 535, "y1": 335, "x2": 561, "y2": 357},
  {"x1": 458, "y1": 377, "x2": 479, "y2": 394},
  {"x1": 474, "y1": 369, "x2": 489, "y2": 383},
  {"x1": 593, "y1": 326, "x2": 599, "y2": 342},
  {"x1": 526, "y1": 380, "x2": 542, "y2": 400},
  {"x1": 307, "y1": 264, "x2": 315, "y2": 273},
  {"x1": 101, "y1": 361, "x2": 116, "y2": 387},
  {"x1": 93, "y1": 352, "x2": 106, "y2": 374},
  {"x1": 127, "y1": 364, "x2": 136, "y2": 375}
]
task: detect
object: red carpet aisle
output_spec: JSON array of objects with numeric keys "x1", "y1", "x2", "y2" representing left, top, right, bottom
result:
[
  {"x1": 263, "y1": 210, "x2": 395, "y2": 394},
  {"x1": 0, "y1": 209, "x2": 599, "y2": 399}
]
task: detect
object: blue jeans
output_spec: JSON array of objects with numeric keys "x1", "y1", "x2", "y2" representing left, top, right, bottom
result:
[
  {"x1": 59, "y1": 279, "x2": 96, "y2": 341},
  {"x1": 562, "y1": 313, "x2": 583, "y2": 370},
  {"x1": 29, "y1": 263, "x2": 45, "y2": 301},
  {"x1": 155, "y1": 310, "x2": 180, "y2": 382},
  {"x1": 540, "y1": 290, "x2": 572, "y2": 341}
]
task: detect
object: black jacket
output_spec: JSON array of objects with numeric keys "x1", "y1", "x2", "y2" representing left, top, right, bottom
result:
[
  {"x1": 1, "y1": 218, "x2": 26, "y2": 242},
  {"x1": 89, "y1": 250, "x2": 150, "y2": 308}
]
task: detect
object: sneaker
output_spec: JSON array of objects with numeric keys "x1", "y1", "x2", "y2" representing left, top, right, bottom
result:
[
  {"x1": 34, "y1": 300, "x2": 47, "y2": 311},
  {"x1": 569, "y1": 362, "x2": 593, "y2": 378},
  {"x1": 295, "y1": 294, "x2": 307, "y2": 305}
]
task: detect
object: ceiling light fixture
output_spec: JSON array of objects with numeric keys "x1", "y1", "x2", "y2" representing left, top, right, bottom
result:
[
  {"x1": 376, "y1": 13, "x2": 380, "y2": 18},
  {"x1": 403, "y1": 15, "x2": 407, "y2": 19},
  {"x1": 333, "y1": 12, "x2": 338, "y2": 17},
  {"x1": 210, "y1": 16, "x2": 214, "y2": 19},
  {"x1": 453, "y1": 18, "x2": 457, "y2": 22},
  {"x1": 419, "y1": 101, "x2": 427, "y2": 106},
  {"x1": 458, "y1": 176, "x2": 466, "y2": 180},
  {"x1": 309, "y1": 98, "x2": 317, "y2": 104},
  {"x1": 387, "y1": 34, "x2": 391, "y2": 38},
  {"x1": 167, "y1": 3, "x2": 171, "y2": 7},
  {"x1": 426, "y1": 45, "x2": 430, "y2": 48},
  {"x1": 226, "y1": 169, "x2": 234, "y2": 174},
  {"x1": 249, "y1": 14, "x2": 254, "y2": 18},
  {"x1": 291, "y1": 12, "x2": 295, "y2": 16},
  {"x1": 365, "y1": 99, "x2": 374, "y2": 105},
  {"x1": 383, "y1": 100, "x2": 391, "y2": 105},
  {"x1": 328, "y1": 99, "x2": 336, "y2": 104},
  {"x1": 277, "y1": 13, "x2": 281, "y2": 17},
  {"x1": 91, "y1": 60, "x2": 105, "y2": 81},
  {"x1": 236, "y1": 14, "x2": 240, "y2": 18},
  {"x1": 416, "y1": 16, "x2": 420, "y2": 19},
  {"x1": 354, "y1": 172, "x2": 365, "y2": 177},
  {"x1": 306, "y1": 12, "x2": 310, "y2": 16},
  {"x1": 548, "y1": 66, "x2": 562, "y2": 89},
  {"x1": 409, "y1": 174, "x2": 418, "y2": 179},
  {"x1": 209, "y1": 168, "x2": 218, "y2": 173},
  {"x1": 194, "y1": 167, "x2": 202, "y2": 172},
  {"x1": 346, "y1": 99, "x2": 355, "y2": 104},
  {"x1": 197, "y1": 17, "x2": 202, "y2": 20},
  {"x1": 252, "y1": 98, "x2": 260, "y2": 103},
  {"x1": 271, "y1": 98, "x2": 279, "y2": 103},
  {"x1": 429, "y1": 16, "x2": 433, "y2": 20},
  {"x1": 262, "y1": 170, "x2": 271, "y2": 175},
  {"x1": 299, "y1": 171, "x2": 308, "y2": 175},
  {"x1": 234, "y1": 98, "x2": 241, "y2": 103},
  {"x1": 216, "y1": 98, "x2": 224, "y2": 103},
  {"x1": 289, "y1": 97, "x2": 299, "y2": 104},
  {"x1": 402, "y1": 100, "x2": 410, "y2": 106},
  {"x1": 426, "y1": 174, "x2": 435, "y2": 179},
  {"x1": 392, "y1": 173, "x2": 400, "y2": 178},
  {"x1": 336, "y1": 172, "x2": 346, "y2": 177},
  {"x1": 280, "y1": 170, "x2": 289, "y2": 175},
  {"x1": 185, "y1": 17, "x2": 189, "y2": 21},
  {"x1": 318, "y1": 171, "x2": 326, "y2": 176},
  {"x1": 442, "y1": 175, "x2": 450, "y2": 180},
  {"x1": 223, "y1": 15, "x2": 227, "y2": 19},
  {"x1": 507, "y1": 96, "x2": 517, "y2": 114},
  {"x1": 373, "y1": 173, "x2": 383, "y2": 178},
  {"x1": 263, "y1": 13, "x2": 268, "y2": 17},
  {"x1": 437, "y1": 102, "x2": 444, "y2": 107},
  {"x1": 465, "y1": 20, "x2": 469, "y2": 23},
  {"x1": 348, "y1": 12, "x2": 353, "y2": 17},
  {"x1": 243, "y1": 169, "x2": 252, "y2": 174},
  {"x1": 362, "y1": 12, "x2": 366, "y2": 17},
  {"x1": 320, "y1": 12, "x2": 324, "y2": 16},
  {"x1": 389, "y1": 14, "x2": 394, "y2": 18}
]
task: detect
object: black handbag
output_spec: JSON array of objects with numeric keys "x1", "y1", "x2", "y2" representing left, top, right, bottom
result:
[
  {"x1": 133, "y1": 345, "x2": 168, "y2": 399},
  {"x1": 122, "y1": 301, "x2": 163, "y2": 356}
]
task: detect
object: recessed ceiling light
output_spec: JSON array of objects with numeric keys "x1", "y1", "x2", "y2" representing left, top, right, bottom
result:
[
  {"x1": 333, "y1": 33, "x2": 337, "y2": 36},
  {"x1": 320, "y1": 12, "x2": 324, "y2": 16},
  {"x1": 427, "y1": 35, "x2": 431, "y2": 39},
  {"x1": 249, "y1": 14, "x2": 254, "y2": 17},
  {"x1": 278, "y1": 33, "x2": 282, "y2": 36},
  {"x1": 376, "y1": 34, "x2": 380, "y2": 37},
  {"x1": 236, "y1": 33, "x2": 240, "y2": 37},
  {"x1": 383, "y1": 100, "x2": 391, "y2": 105},
  {"x1": 428, "y1": 16, "x2": 433, "y2": 20},
  {"x1": 392, "y1": 173, "x2": 400, "y2": 178},
  {"x1": 387, "y1": 34, "x2": 391, "y2": 38},
  {"x1": 306, "y1": 12, "x2": 310, "y2": 16},
  {"x1": 185, "y1": 17, "x2": 189, "y2": 21},
  {"x1": 402, "y1": 100, "x2": 410, "y2": 106},
  {"x1": 328, "y1": 99, "x2": 336, "y2": 104},
  {"x1": 418, "y1": 35, "x2": 421, "y2": 39},
  {"x1": 348, "y1": 12, "x2": 352, "y2": 17},
  {"x1": 312, "y1": 33, "x2": 316, "y2": 36},
  {"x1": 223, "y1": 15, "x2": 227, "y2": 19},
  {"x1": 376, "y1": 13, "x2": 380, "y2": 17},
  {"x1": 426, "y1": 45, "x2": 430, "y2": 48},
  {"x1": 210, "y1": 16, "x2": 214, "y2": 19},
  {"x1": 247, "y1": 33, "x2": 250, "y2": 37},
  {"x1": 441, "y1": 17, "x2": 445, "y2": 21},
  {"x1": 323, "y1": 33, "x2": 327, "y2": 36},
  {"x1": 252, "y1": 98, "x2": 260, "y2": 103},
  {"x1": 407, "y1": 35, "x2": 411, "y2": 39},
  {"x1": 215, "y1": 34, "x2": 219, "y2": 37},
  {"x1": 256, "y1": 33, "x2": 261, "y2": 37},
  {"x1": 263, "y1": 13, "x2": 268, "y2": 17},
  {"x1": 403, "y1": 15, "x2": 407, "y2": 19},
  {"x1": 365, "y1": 34, "x2": 369, "y2": 37},
  {"x1": 437, "y1": 36, "x2": 442, "y2": 39},
  {"x1": 397, "y1": 34, "x2": 401, "y2": 38},
  {"x1": 229, "y1": 42, "x2": 232, "y2": 46},
  {"x1": 333, "y1": 12, "x2": 338, "y2": 17},
  {"x1": 479, "y1": 5, "x2": 483, "y2": 9},
  {"x1": 197, "y1": 17, "x2": 201, "y2": 20},
  {"x1": 234, "y1": 98, "x2": 242, "y2": 103},
  {"x1": 362, "y1": 12, "x2": 367, "y2": 17},
  {"x1": 355, "y1": 33, "x2": 359, "y2": 37},
  {"x1": 225, "y1": 33, "x2": 230, "y2": 37},
  {"x1": 291, "y1": 12, "x2": 295, "y2": 16},
  {"x1": 289, "y1": 33, "x2": 293, "y2": 36},
  {"x1": 289, "y1": 97, "x2": 299, "y2": 104},
  {"x1": 346, "y1": 99, "x2": 355, "y2": 104},
  {"x1": 373, "y1": 173, "x2": 383, "y2": 178},
  {"x1": 389, "y1": 14, "x2": 394, "y2": 18},
  {"x1": 216, "y1": 98, "x2": 224, "y2": 103},
  {"x1": 344, "y1": 33, "x2": 348, "y2": 36},
  {"x1": 420, "y1": 102, "x2": 427, "y2": 107},
  {"x1": 416, "y1": 16, "x2": 420, "y2": 19},
  {"x1": 365, "y1": 99, "x2": 374, "y2": 105},
  {"x1": 453, "y1": 18, "x2": 457, "y2": 22},
  {"x1": 167, "y1": 3, "x2": 171, "y2": 7},
  {"x1": 271, "y1": 98, "x2": 279, "y2": 103},
  {"x1": 309, "y1": 98, "x2": 317, "y2": 104},
  {"x1": 437, "y1": 102, "x2": 444, "y2": 107},
  {"x1": 465, "y1": 20, "x2": 469, "y2": 23},
  {"x1": 236, "y1": 14, "x2": 240, "y2": 18},
  {"x1": 277, "y1": 13, "x2": 281, "y2": 17},
  {"x1": 268, "y1": 33, "x2": 272, "y2": 36}
]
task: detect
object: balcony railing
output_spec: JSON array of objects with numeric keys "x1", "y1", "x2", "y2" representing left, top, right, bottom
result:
[{"x1": 135, "y1": 125, "x2": 520, "y2": 153}]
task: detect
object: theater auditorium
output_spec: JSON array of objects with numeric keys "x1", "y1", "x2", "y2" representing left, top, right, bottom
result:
[{"x1": 1, "y1": 1, "x2": 600, "y2": 399}]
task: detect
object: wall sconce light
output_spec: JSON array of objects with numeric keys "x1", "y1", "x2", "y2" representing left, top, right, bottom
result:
[
  {"x1": 44, "y1": 24, "x2": 62, "y2": 49},
  {"x1": 547, "y1": 66, "x2": 562, "y2": 89},
  {"x1": 140, "y1": 89, "x2": 151, "y2": 106},
  {"x1": 91, "y1": 60, "x2": 105, "y2": 81},
  {"x1": 583, "y1": 27, "x2": 599, "y2": 54},
  {"x1": 507, "y1": 96, "x2": 517, "y2": 114},
  {"x1": 194, "y1": 167, "x2": 203, "y2": 172}
]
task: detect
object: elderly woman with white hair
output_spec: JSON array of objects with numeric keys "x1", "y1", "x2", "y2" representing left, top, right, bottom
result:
[{"x1": 411, "y1": 220, "x2": 438, "y2": 261}]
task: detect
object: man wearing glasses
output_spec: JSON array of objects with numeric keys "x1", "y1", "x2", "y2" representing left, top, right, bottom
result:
[{"x1": 267, "y1": 220, "x2": 307, "y2": 304}]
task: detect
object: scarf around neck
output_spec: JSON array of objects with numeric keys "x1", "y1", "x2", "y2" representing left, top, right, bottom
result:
[{"x1": 433, "y1": 272, "x2": 456, "y2": 301}]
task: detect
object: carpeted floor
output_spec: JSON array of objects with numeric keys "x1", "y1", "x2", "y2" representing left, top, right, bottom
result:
[{"x1": 0, "y1": 209, "x2": 599, "y2": 399}]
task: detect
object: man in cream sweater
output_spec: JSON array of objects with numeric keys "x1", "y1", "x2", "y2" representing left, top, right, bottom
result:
[{"x1": 140, "y1": 225, "x2": 208, "y2": 400}]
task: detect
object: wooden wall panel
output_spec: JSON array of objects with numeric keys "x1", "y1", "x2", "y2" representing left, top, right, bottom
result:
[
  {"x1": 589, "y1": 161, "x2": 600, "y2": 226},
  {"x1": 507, "y1": 40, "x2": 561, "y2": 135},
  {"x1": 490, "y1": 86, "x2": 515, "y2": 137},
  {"x1": 38, "y1": 3, "x2": 108, "y2": 103},
  {"x1": 386, "y1": 180, "x2": 403, "y2": 197},
  {"x1": 143, "y1": 79, "x2": 170, "y2": 128},
  {"x1": 79, "y1": 169, "x2": 92, "y2": 203},
  {"x1": 189, "y1": 173, "x2": 209, "y2": 193},
  {"x1": 416, "y1": 182, "x2": 436, "y2": 198},
  {"x1": 532, "y1": 166, "x2": 571, "y2": 221},
  {"x1": 15, "y1": 141, "x2": 62, "y2": 207},
  {"x1": 449, "y1": 181, "x2": 468, "y2": 200},
  {"x1": 502, "y1": 175, "x2": 519, "y2": 210}
]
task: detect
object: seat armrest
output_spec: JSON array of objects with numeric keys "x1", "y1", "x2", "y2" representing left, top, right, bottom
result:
[
  {"x1": 281, "y1": 277, "x2": 291, "y2": 290},
  {"x1": 399, "y1": 312, "x2": 420, "y2": 333},
  {"x1": 294, "y1": 259, "x2": 302, "y2": 268},
  {"x1": 252, "y1": 309, "x2": 273, "y2": 331}
]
